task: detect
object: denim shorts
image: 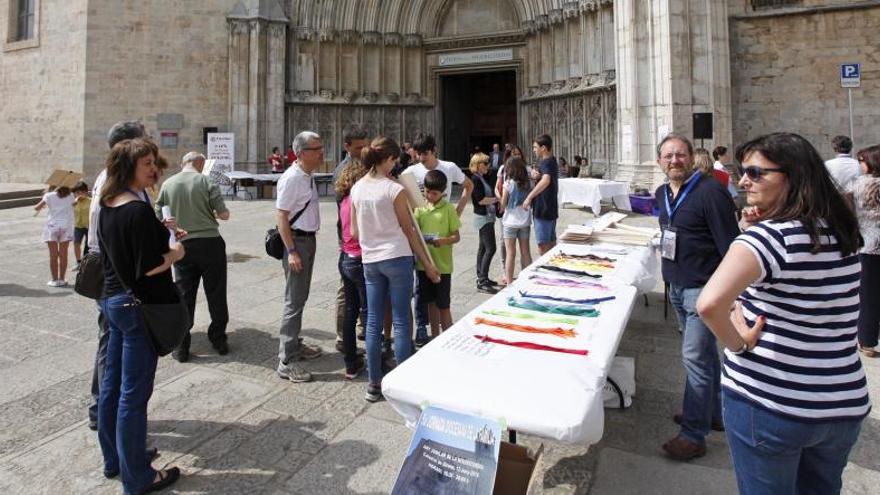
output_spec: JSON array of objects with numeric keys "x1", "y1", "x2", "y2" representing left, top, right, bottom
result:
[
  {"x1": 533, "y1": 218, "x2": 557, "y2": 243},
  {"x1": 502, "y1": 225, "x2": 530, "y2": 240},
  {"x1": 74, "y1": 227, "x2": 88, "y2": 244}
]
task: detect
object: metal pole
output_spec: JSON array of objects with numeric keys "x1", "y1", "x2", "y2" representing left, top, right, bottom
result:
[{"x1": 848, "y1": 88, "x2": 855, "y2": 142}]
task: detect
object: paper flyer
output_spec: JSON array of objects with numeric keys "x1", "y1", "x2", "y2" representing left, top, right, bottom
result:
[{"x1": 392, "y1": 406, "x2": 502, "y2": 495}]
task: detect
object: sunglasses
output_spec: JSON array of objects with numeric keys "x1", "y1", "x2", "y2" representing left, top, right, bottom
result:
[{"x1": 738, "y1": 165, "x2": 785, "y2": 182}]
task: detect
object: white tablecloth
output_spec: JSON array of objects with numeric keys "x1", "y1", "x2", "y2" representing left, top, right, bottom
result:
[
  {"x1": 558, "y1": 178, "x2": 632, "y2": 215},
  {"x1": 382, "y1": 242, "x2": 656, "y2": 445}
]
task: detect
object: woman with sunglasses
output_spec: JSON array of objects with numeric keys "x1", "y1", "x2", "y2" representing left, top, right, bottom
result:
[
  {"x1": 469, "y1": 152, "x2": 500, "y2": 293},
  {"x1": 849, "y1": 145, "x2": 880, "y2": 357},
  {"x1": 696, "y1": 133, "x2": 868, "y2": 494}
]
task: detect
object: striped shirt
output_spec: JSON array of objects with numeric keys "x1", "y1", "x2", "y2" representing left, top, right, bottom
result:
[{"x1": 723, "y1": 220, "x2": 870, "y2": 421}]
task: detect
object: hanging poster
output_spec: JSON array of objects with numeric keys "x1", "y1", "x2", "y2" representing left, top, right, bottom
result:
[{"x1": 207, "y1": 132, "x2": 235, "y2": 173}]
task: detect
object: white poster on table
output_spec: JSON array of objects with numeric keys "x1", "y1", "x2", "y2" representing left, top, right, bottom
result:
[{"x1": 207, "y1": 133, "x2": 235, "y2": 173}]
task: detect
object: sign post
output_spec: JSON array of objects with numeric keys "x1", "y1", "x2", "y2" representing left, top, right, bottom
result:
[{"x1": 840, "y1": 63, "x2": 860, "y2": 143}]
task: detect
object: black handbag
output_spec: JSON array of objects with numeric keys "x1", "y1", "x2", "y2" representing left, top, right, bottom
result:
[
  {"x1": 74, "y1": 250, "x2": 104, "y2": 299},
  {"x1": 265, "y1": 200, "x2": 310, "y2": 259},
  {"x1": 99, "y1": 233, "x2": 190, "y2": 356}
]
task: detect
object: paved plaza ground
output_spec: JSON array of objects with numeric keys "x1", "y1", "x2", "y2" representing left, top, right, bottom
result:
[{"x1": 0, "y1": 197, "x2": 878, "y2": 494}]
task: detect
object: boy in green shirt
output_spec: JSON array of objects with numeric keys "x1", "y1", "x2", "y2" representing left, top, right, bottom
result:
[{"x1": 414, "y1": 170, "x2": 461, "y2": 337}]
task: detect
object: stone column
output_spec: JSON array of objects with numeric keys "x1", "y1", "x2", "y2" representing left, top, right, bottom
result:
[
  {"x1": 613, "y1": 0, "x2": 733, "y2": 189},
  {"x1": 228, "y1": 19, "x2": 250, "y2": 166},
  {"x1": 267, "y1": 22, "x2": 287, "y2": 157}
]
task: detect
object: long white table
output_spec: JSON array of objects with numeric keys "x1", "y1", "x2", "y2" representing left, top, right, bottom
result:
[
  {"x1": 382, "y1": 242, "x2": 656, "y2": 445},
  {"x1": 558, "y1": 178, "x2": 632, "y2": 216},
  {"x1": 222, "y1": 171, "x2": 335, "y2": 198}
]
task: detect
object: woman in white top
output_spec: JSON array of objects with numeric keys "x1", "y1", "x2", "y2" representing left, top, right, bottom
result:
[
  {"x1": 350, "y1": 136, "x2": 440, "y2": 403},
  {"x1": 850, "y1": 144, "x2": 880, "y2": 357},
  {"x1": 34, "y1": 186, "x2": 76, "y2": 286}
]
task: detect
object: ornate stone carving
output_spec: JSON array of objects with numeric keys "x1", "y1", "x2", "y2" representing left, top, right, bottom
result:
[
  {"x1": 267, "y1": 23, "x2": 285, "y2": 38},
  {"x1": 384, "y1": 33, "x2": 402, "y2": 46},
  {"x1": 319, "y1": 89, "x2": 335, "y2": 99},
  {"x1": 295, "y1": 27, "x2": 314, "y2": 41},
  {"x1": 339, "y1": 30, "x2": 358, "y2": 44},
  {"x1": 363, "y1": 92, "x2": 378, "y2": 102},
  {"x1": 229, "y1": 20, "x2": 249, "y2": 35},
  {"x1": 342, "y1": 90, "x2": 357, "y2": 103},
  {"x1": 362, "y1": 31, "x2": 381, "y2": 45},
  {"x1": 549, "y1": 9, "x2": 564, "y2": 25},
  {"x1": 319, "y1": 28, "x2": 336, "y2": 42},
  {"x1": 535, "y1": 15, "x2": 549, "y2": 30},
  {"x1": 387, "y1": 92, "x2": 400, "y2": 103},
  {"x1": 522, "y1": 20, "x2": 536, "y2": 34},
  {"x1": 403, "y1": 34, "x2": 422, "y2": 48},
  {"x1": 422, "y1": 32, "x2": 526, "y2": 51},
  {"x1": 563, "y1": 2, "x2": 580, "y2": 19},
  {"x1": 296, "y1": 90, "x2": 312, "y2": 99}
]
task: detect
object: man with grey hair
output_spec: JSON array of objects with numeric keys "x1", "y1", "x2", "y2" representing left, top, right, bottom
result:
[
  {"x1": 85, "y1": 120, "x2": 146, "y2": 430},
  {"x1": 653, "y1": 132, "x2": 739, "y2": 461},
  {"x1": 275, "y1": 131, "x2": 324, "y2": 382},
  {"x1": 155, "y1": 150, "x2": 231, "y2": 362}
]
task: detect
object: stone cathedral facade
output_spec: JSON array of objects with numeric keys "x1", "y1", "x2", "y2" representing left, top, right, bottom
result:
[{"x1": 1, "y1": 0, "x2": 877, "y2": 188}]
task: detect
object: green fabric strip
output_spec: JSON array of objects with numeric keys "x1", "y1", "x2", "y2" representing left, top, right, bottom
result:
[
  {"x1": 482, "y1": 309, "x2": 580, "y2": 326},
  {"x1": 506, "y1": 297, "x2": 600, "y2": 318}
]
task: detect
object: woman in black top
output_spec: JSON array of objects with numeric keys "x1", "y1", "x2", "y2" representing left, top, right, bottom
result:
[
  {"x1": 97, "y1": 138, "x2": 184, "y2": 494},
  {"x1": 468, "y1": 152, "x2": 500, "y2": 293}
]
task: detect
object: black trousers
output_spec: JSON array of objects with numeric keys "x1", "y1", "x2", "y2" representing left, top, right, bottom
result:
[
  {"x1": 174, "y1": 236, "x2": 229, "y2": 350},
  {"x1": 89, "y1": 309, "x2": 109, "y2": 422},
  {"x1": 476, "y1": 223, "x2": 497, "y2": 284},
  {"x1": 859, "y1": 253, "x2": 880, "y2": 347}
]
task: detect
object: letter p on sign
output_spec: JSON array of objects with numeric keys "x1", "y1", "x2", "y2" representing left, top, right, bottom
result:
[{"x1": 841, "y1": 63, "x2": 861, "y2": 88}]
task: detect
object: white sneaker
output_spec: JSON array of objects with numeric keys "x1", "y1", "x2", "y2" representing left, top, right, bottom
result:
[
  {"x1": 72, "y1": 263, "x2": 80, "y2": 272},
  {"x1": 47, "y1": 280, "x2": 57, "y2": 287},
  {"x1": 56, "y1": 280, "x2": 68, "y2": 287}
]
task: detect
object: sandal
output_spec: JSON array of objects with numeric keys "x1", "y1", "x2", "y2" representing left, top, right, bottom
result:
[
  {"x1": 859, "y1": 345, "x2": 878, "y2": 358},
  {"x1": 103, "y1": 448, "x2": 160, "y2": 479},
  {"x1": 139, "y1": 467, "x2": 180, "y2": 494}
]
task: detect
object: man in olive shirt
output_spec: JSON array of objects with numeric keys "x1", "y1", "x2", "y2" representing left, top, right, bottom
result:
[{"x1": 155, "y1": 152, "x2": 231, "y2": 362}]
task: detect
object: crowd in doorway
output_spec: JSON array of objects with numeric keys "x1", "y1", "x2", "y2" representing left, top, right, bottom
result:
[{"x1": 34, "y1": 118, "x2": 877, "y2": 494}]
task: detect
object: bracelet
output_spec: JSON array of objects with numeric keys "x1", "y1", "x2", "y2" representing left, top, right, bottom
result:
[
  {"x1": 730, "y1": 340, "x2": 749, "y2": 355},
  {"x1": 287, "y1": 246, "x2": 297, "y2": 255}
]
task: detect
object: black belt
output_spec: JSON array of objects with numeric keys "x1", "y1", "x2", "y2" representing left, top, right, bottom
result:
[{"x1": 293, "y1": 229, "x2": 315, "y2": 237}]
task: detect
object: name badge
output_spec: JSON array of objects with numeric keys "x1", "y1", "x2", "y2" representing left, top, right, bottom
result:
[{"x1": 661, "y1": 227, "x2": 677, "y2": 261}]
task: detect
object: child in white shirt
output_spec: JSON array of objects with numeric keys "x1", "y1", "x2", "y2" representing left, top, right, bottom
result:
[{"x1": 34, "y1": 186, "x2": 76, "y2": 287}]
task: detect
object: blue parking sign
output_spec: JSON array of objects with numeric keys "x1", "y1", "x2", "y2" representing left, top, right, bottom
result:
[{"x1": 841, "y1": 63, "x2": 861, "y2": 88}]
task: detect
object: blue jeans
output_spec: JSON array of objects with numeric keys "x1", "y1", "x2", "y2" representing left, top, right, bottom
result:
[
  {"x1": 98, "y1": 292, "x2": 158, "y2": 495},
  {"x1": 723, "y1": 389, "x2": 863, "y2": 495},
  {"x1": 339, "y1": 252, "x2": 367, "y2": 366},
  {"x1": 668, "y1": 284, "x2": 722, "y2": 445},
  {"x1": 364, "y1": 256, "x2": 414, "y2": 384},
  {"x1": 533, "y1": 217, "x2": 557, "y2": 244},
  {"x1": 413, "y1": 273, "x2": 429, "y2": 341}
]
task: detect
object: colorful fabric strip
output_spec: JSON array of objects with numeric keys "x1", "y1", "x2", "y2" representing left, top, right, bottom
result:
[
  {"x1": 537, "y1": 265, "x2": 602, "y2": 278},
  {"x1": 473, "y1": 316, "x2": 576, "y2": 338},
  {"x1": 518, "y1": 290, "x2": 616, "y2": 305},
  {"x1": 482, "y1": 309, "x2": 580, "y2": 326},
  {"x1": 528, "y1": 275, "x2": 609, "y2": 291},
  {"x1": 507, "y1": 296, "x2": 600, "y2": 317},
  {"x1": 557, "y1": 252, "x2": 616, "y2": 263},
  {"x1": 474, "y1": 335, "x2": 589, "y2": 356}
]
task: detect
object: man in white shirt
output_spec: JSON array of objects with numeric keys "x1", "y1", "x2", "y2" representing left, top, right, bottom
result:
[
  {"x1": 402, "y1": 133, "x2": 473, "y2": 216},
  {"x1": 712, "y1": 145, "x2": 739, "y2": 200},
  {"x1": 275, "y1": 131, "x2": 324, "y2": 383},
  {"x1": 824, "y1": 135, "x2": 861, "y2": 191}
]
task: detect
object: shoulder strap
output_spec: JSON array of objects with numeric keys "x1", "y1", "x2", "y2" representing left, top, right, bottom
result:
[{"x1": 288, "y1": 177, "x2": 315, "y2": 227}]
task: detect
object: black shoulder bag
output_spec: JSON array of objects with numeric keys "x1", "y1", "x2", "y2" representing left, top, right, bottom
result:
[
  {"x1": 265, "y1": 199, "x2": 311, "y2": 260},
  {"x1": 99, "y1": 233, "x2": 190, "y2": 356},
  {"x1": 74, "y1": 250, "x2": 104, "y2": 299}
]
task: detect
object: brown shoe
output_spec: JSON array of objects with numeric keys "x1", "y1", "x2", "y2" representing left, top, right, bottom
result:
[
  {"x1": 673, "y1": 413, "x2": 725, "y2": 432},
  {"x1": 662, "y1": 435, "x2": 706, "y2": 461},
  {"x1": 859, "y1": 346, "x2": 878, "y2": 358}
]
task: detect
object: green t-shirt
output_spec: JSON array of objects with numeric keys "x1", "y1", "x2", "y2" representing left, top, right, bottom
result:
[
  {"x1": 414, "y1": 199, "x2": 460, "y2": 274},
  {"x1": 155, "y1": 170, "x2": 227, "y2": 240}
]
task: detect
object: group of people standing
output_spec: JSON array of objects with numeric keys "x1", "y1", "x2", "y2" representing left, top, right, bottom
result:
[{"x1": 655, "y1": 131, "x2": 875, "y2": 494}]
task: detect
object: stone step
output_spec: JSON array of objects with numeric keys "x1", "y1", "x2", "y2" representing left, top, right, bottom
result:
[
  {"x1": 0, "y1": 195, "x2": 41, "y2": 210},
  {"x1": 0, "y1": 188, "x2": 45, "y2": 201}
]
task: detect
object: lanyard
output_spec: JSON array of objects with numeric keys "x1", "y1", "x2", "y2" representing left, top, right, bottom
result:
[
  {"x1": 664, "y1": 173, "x2": 700, "y2": 222},
  {"x1": 127, "y1": 188, "x2": 150, "y2": 206}
]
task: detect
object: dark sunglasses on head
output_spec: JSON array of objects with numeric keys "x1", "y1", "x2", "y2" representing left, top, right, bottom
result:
[{"x1": 737, "y1": 165, "x2": 785, "y2": 182}]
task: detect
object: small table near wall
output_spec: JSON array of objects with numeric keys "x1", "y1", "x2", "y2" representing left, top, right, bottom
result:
[
  {"x1": 558, "y1": 178, "x2": 632, "y2": 216},
  {"x1": 223, "y1": 171, "x2": 335, "y2": 199}
]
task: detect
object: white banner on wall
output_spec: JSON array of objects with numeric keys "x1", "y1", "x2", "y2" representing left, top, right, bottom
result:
[
  {"x1": 438, "y1": 48, "x2": 513, "y2": 67},
  {"x1": 207, "y1": 133, "x2": 235, "y2": 173}
]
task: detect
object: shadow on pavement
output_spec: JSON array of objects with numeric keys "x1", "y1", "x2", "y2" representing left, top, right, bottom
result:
[{"x1": 0, "y1": 283, "x2": 70, "y2": 298}]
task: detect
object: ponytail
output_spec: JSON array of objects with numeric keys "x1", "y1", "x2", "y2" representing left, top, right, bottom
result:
[{"x1": 361, "y1": 136, "x2": 401, "y2": 173}]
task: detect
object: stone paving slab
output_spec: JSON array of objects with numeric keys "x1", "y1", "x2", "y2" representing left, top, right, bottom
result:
[{"x1": 0, "y1": 199, "x2": 877, "y2": 494}]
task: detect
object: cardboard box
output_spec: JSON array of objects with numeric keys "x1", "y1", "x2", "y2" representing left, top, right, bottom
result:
[
  {"x1": 45, "y1": 169, "x2": 84, "y2": 190},
  {"x1": 494, "y1": 442, "x2": 544, "y2": 494},
  {"x1": 260, "y1": 184, "x2": 276, "y2": 200}
]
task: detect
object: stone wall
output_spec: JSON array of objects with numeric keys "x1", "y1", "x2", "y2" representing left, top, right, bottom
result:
[
  {"x1": 730, "y1": 4, "x2": 880, "y2": 157},
  {"x1": 81, "y1": 0, "x2": 244, "y2": 182},
  {"x1": 0, "y1": 0, "x2": 87, "y2": 184}
]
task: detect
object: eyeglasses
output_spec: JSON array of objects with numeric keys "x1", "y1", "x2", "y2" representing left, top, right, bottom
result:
[
  {"x1": 738, "y1": 165, "x2": 785, "y2": 182},
  {"x1": 660, "y1": 153, "x2": 689, "y2": 163}
]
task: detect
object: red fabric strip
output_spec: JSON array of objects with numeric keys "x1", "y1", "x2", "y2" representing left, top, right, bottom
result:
[{"x1": 473, "y1": 335, "x2": 589, "y2": 356}]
